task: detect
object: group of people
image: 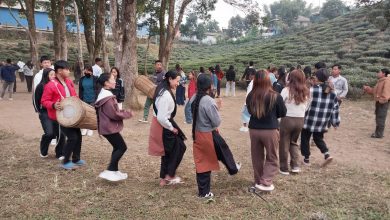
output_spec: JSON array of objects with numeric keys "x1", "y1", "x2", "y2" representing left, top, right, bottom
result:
[
  {"x1": 5, "y1": 53, "x2": 388, "y2": 198},
  {"x1": 0, "y1": 58, "x2": 35, "y2": 100}
]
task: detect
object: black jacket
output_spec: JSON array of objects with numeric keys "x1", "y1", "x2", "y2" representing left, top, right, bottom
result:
[
  {"x1": 79, "y1": 75, "x2": 100, "y2": 103},
  {"x1": 226, "y1": 69, "x2": 236, "y2": 81},
  {"x1": 242, "y1": 66, "x2": 256, "y2": 81},
  {"x1": 112, "y1": 78, "x2": 125, "y2": 103},
  {"x1": 246, "y1": 93, "x2": 286, "y2": 129},
  {"x1": 33, "y1": 83, "x2": 46, "y2": 113}
]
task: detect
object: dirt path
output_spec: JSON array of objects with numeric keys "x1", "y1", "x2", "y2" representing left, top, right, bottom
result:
[{"x1": 0, "y1": 82, "x2": 389, "y2": 172}]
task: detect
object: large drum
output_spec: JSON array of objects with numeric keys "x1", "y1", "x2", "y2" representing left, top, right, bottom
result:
[
  {"x1": 134, "y1": 75, "x2": 156, "y2": 99},
  {"x1": 56, "y1": 97, "x2": 97, "y2": 130}
]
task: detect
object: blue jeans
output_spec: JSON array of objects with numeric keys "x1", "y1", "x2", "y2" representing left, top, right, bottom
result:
[
  {"x1": 176, "y1": 85, "x2": 186, "y2": 105},
  {"x1": 184, "y1": 100, "x2": 192, "y2": 124}
]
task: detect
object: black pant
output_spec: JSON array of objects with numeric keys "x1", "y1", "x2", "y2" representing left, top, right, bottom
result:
[
  {"x1": 25, "y1": 75, "x2": 33, "y2": 93},
  {"x1": 39, "y1": 111, "x2": 65, "y2": 157},
  {"x1": 160, "y1": 128, "x2": 186, "y2": 179},
  {"x1": 300, "y1": 129, "x2": 329, "y2": 158},
  {"x1": 375, "y1": 102, "x2": 389, "y2": 137},
  {"x1": 60, "y1": 126, "x2": 82, "y2": 163},
  {"x1": 18, "y1": 72, "x2": 25, "y2": 82},
  {"x1": 196, "y1": 171, "x2": 211, "y2": 197},
  {"x1": 103, "y1": 133, "x2": 127, "y2": 171},
  {"x1": 13, "y1": 79, "x2": 16, "y2": 93}
]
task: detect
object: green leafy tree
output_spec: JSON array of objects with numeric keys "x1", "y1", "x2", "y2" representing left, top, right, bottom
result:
[
  {"x1": 205, "y1": 19, "x2": 220, "y2": 32},
  {"x1": 227, "y1": 15, "x2": 245, "y2": 38},
  {"x1": 320, "y1": 0, "x2": 350, "y2": 20},
  {"x1": 269, "y1": 0, "x2": 312, "y2": 26}
]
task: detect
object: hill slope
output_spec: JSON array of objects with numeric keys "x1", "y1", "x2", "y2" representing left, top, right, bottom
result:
[{"x1": 170, "y1": 8, "x2": 390, "y2": 89}]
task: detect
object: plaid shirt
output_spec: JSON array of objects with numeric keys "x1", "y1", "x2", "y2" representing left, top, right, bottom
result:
[{"x1": 303, "y1": 85, "x2": 340, "y2": 132}]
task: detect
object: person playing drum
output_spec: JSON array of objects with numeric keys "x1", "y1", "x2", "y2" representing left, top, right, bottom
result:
[{"x1": 41, "y1": 60, "x2": 85, "y2": 170}]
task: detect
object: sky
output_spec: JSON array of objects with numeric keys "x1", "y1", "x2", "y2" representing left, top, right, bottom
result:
[{"x1": 212, "y1": 0, "x2": 356, "y2": 28}]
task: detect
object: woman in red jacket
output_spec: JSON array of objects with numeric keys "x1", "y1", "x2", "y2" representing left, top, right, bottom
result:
[
  {"x1": 215, "y1": 64, "x2": 224, "y2": 98},
  {"x1": 184, "y1": 71, "x2": 197, "y2": 124},
  {"x1": 41, "y1": 60, "x2": 84, "y2": 170}
]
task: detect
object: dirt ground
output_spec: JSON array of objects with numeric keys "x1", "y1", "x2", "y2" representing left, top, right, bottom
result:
[{"x1": 0, "y1": 80, "x2": 389, "y2": 219}]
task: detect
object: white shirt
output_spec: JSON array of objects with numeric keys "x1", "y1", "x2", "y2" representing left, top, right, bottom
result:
[
  {"x1": 17, "y1": 61, "x2": 25, "y2": 72},
  {"x1": 92, "y1": 64, "x2": 103, "y2": 77},
  {"x1": 281, "y1": 87, "x2": 308, "y2": 118},
  {"x1": 329, "y1": 75, "x2": 348, "y2": 98},
  {"x1": 33, "y1": 70, "x2": 43, "y2": 91},
  {"x1": 155, "y1": 90, "x2": 175, "y2": 131}
]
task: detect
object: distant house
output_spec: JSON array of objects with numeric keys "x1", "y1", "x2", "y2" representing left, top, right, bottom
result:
[
  {"x1": 295, "y1": 16, "x2": 311, "y2": 27},
  {"x1": 179, "y1": 32, "x2": 221, "y2": 45},
  {"x1": 0, "y1": 4, "x2": 84, "y2": 32}
]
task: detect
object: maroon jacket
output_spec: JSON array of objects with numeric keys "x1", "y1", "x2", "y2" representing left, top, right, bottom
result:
[{"x1": 95, "y1": 89, "x2": 132, "y2": 135}]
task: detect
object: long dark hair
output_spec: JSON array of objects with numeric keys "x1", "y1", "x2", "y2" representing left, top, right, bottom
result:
[
  {"x1": 39, "y1": 68, "x2": 54, "y2": 86},
  {"x1": 111, "y1": 67, "x2": 121, "y2": 79},
  {"x1": 248, "y1": 70, "x2": 277, "y2": 118},
  {"x1": 277, "y1": 66, "x2": 286, "y2": 84},
  {"x1": 191, "y1": 74, "x2": 212, "y2": 140},
  {"x1": 315, "y1": 68, "x2": 332, "y2": 94},
  {"x1": 153, "y1": 70, "x2": 178, "y2": 100}
]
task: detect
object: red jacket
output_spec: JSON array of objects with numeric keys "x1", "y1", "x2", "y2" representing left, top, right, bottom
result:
[
  {"x1": 216, "y1": 71, "x2": 224, "y2": 81},
  {"x1": 188, "y1": 79, "x2": 197, "y2": 100},
  {"x1": 41, "y1": 78, "x2": 78, "y2": 121}
]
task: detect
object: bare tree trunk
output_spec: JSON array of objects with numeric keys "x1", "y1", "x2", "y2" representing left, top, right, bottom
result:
[
  {"x1": 73, "y1": 0, "x2": 84, "y2": 70},
  {"x1": 50, "y1": 0, "x2": 61, "y2": 60},
  {"x1": 58, "y1": 0, "x2": 68, "y2": 60},
  {"x1": 76, "y1": 0, "x2": 95, "y2": 64},
  {"x1": 159, "y1": 0, "x2": 192, "y2": 69},
  {"x1": 102, "y1": 33, "x2": 110, "y2": 72},
  {"x1": 110, "y1": 0, "x2": 142, "y2": 110},
  {"x1": 158, "y1": 0, "x2": 167, "y2": 62},
  {"x1": 94, "y1": 0, "x2": 105, "y2": 60},
  {"x1": 144, "y1": 35, "x2": 151, "y2": 75}
]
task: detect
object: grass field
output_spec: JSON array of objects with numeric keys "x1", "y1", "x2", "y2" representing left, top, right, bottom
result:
[{"x1": 0, "y1": 89, "x2": 389, "y2": 219}]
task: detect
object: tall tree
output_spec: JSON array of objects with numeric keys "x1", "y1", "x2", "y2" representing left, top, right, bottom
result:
[
  {"x1": 205, "y1": 19, "x2": 220, "y2": 33},
  {"x1": 94, "y1": 0, "x2": 105, "y2": 61},
  {"x1": 4, "y1": 0, "x2": 40, "y2": 71},
  {"x1": 58, "y1": 0, "x2": 68, "y2": 60},
  {"x1": 73, "y1": 0, "x2": 84, "y2": 71},
  {"x1": 75, "y1": 0, "x2": 95, "y2": 63},
  {"x1": 270, "y1": 0, "x2": 312, "y2": 26},
  {"x1": 110, "y1": 0, "x2": 141, "y2": 109},
  {"x1": 320, "y1": 0, "x2": 349, "y2": 20},
  {"x1": 227, "y1": 15, "x2": 245, "y2": 38}
]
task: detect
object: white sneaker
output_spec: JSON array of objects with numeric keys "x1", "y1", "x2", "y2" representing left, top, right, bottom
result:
[
  {"x1": 58, "y1": 156, "x2": 65, "y2": 161},
  {"x1": 239, "y1": 127, "x2": 249, "y2": 132},
  {"x1": 99, "y1": 170, "x2": 123, "y2": 181},
  {"x1": 138, "y1": 118, "x2": 148, "y2": 123},
  {"x1": 201, "y1": 192, "x2": 214, "y2": 198},
  {"x1": 291, "y1": 167, "x2": 301, "y2": 173},
  {"x1": 279, "y1": 170, "x2": 290, "y2": 175},
  {"x1": 81, "y1": 129, "x2": 87, "y2": 136},
  {"x1": 255, "y1": 184, "x2": 275, "y2": 192},
  {"x1": 8, "y1": 98, "x2": 13, "y2": 101},
  {"x1": 116, "y1": 171, "x2": 128, "y2": 179},
  {"x1": 50, "y1": 139, "x2": 57, "y2": 145},
  {"x1": 236, "y1": 162, "x2": 242, "y2": 171},
  {"x1": 40, "y1": 153, "x2": 48, "y2": 158},
  {"x1": 87, "y1": 130, "x2": 93, "y2": 136}
]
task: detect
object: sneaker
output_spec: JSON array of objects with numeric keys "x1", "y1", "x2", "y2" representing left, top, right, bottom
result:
[
  {"x1": 50, "y1": 139, "x2": 57, "y2": 145},
  {"x1": 236, "y1": 162, "x2": 242, "y2": 171},
  {"x1": 321, "y1": 156, "x2": 333, "y2": 168},
  {"x1": 87, "y1": 130, "x2": 93, "y2": 136},
  {"x1": 138, "y1": 118, "x2": 148, "y2": 123},
  {"x1": 279, "y1": 170, "x2": 290, "y2": 175},
  {"x1": 81, "y1": 129, "x2": 87, "y2": 136},
  {"x1": 73, "y1": 160, "x2": 86, "y2": 166},
  {"x1": 200, "y1": 192, "x2": 214, "y2": 198},
  {"x1": 291, "y1": 167, "x2": 301, "y2": 173},
  {"x1": 239, "y1": 127, "x2": 249, "y2": 132},
  {"x1": 303, "y1": 158, "x2": 310, "y2": 166},
  {"x1": 255, "y1": 184, "x2": 275, "y2": 192},
  {"x1": 61, "y1": 162, "x2": 77, "y2": 170},
  {"x1": 116, "y1": 171, "x2": 128, "y2": 179},
  {"x1": 99, "y1": 170, "x2": 123, "y2": 181},
  {"x1": 40, "y1": 153, "x2": 48, "y2": 158},
  {"x1": 166, "y1": 176, "x2": 183, "y2": 185},
  {"x1": 58, "y1": 156, "x2": 65, "y2": 161},
  {"x1": 371, "y1": 133, "x2": 383, "y2": 138}
]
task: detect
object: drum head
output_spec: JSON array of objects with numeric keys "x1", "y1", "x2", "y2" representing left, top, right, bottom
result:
[{"x1": 56, "y1": 97, "x2": 84, "y2": 127}]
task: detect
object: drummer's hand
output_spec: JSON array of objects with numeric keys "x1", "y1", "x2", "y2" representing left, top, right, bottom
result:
[
  {"x1": 54, "y1": 102, "x2": 62, "y2": 111},
  {"x1": 172, "y1": 128, "x2": 179, "y2": 135}
]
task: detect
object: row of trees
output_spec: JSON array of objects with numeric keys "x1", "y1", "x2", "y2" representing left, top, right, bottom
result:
[{"x1": 2, "y1": 0, "x2": 257, "y2": 107}]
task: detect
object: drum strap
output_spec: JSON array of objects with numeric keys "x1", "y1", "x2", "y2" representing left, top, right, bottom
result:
[{"x1": 52, "y1": 79, "x2": 65, "y2": 100}]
